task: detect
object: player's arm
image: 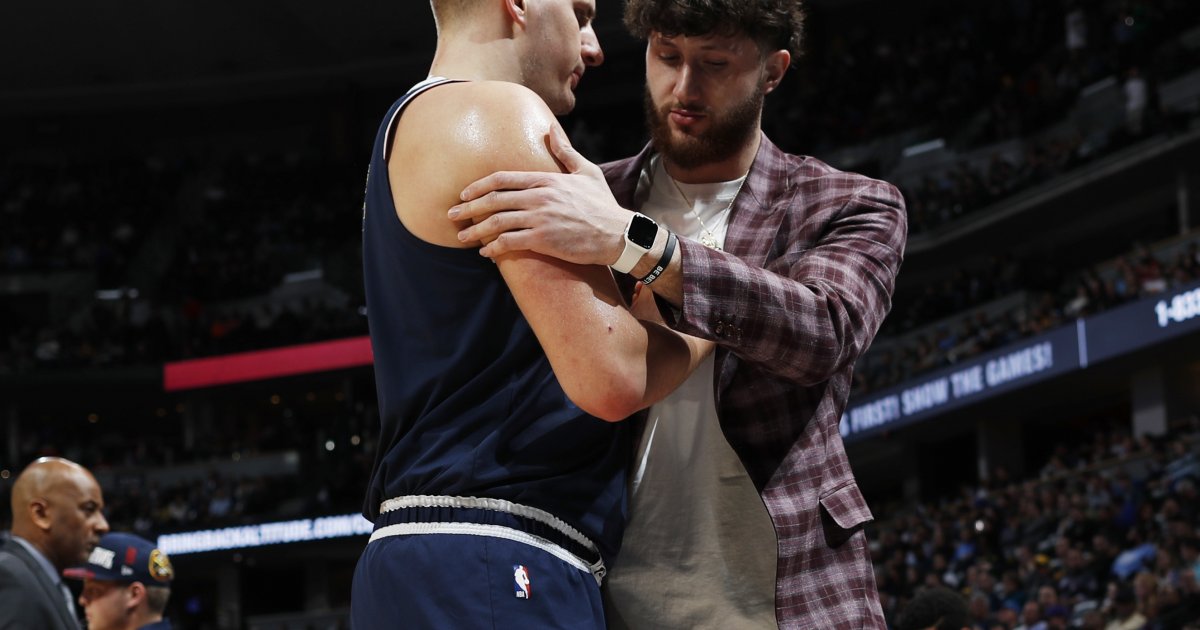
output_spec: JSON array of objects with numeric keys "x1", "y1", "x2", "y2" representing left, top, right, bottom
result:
[
  {"x1": 449, "y1": 134, "x2": 906, "y2": 386},
  {"x1": 416, "y1": 83, "x2": 711, "y2": 421}
]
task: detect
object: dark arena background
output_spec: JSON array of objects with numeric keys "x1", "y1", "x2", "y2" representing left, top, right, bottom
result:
[{"x1": 3, "y1": 0, "x2": 1200, "y2": 628}]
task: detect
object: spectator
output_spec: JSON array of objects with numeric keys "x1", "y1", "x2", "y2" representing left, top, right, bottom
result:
[
  {"x1": 64, "y1": 532, "x2": 175, "y2": 630},
  {"x1": 1105, "y1": 584, "x2": 1147, "y2": 630},
  {"x1": 1043, "y1": 604, "x2": 1070, "y2": 630},
  {"x1": 1013, "y1": 600, "x2": 1044, "y2": 630},
  {"x1": 1059, "y1": 546, "x2": 1101, "y2": 602},
  {"x1": 895, "y1": 586, "x2": 972, "y2": 630}
]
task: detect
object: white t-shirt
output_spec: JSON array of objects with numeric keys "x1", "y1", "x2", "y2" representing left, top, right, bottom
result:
[{"x1": 605, "y1": 157, "x2": 779, "y2": 630}]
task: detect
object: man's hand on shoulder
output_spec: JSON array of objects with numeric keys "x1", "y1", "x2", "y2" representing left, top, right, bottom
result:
[{"x1": 449, "y1": 126, "x2": 631, "y2": 266}]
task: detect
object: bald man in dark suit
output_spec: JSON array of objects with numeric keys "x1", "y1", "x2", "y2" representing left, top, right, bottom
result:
[{"x1": 0, "y1": 457, "x2": 109, "y2": 630}]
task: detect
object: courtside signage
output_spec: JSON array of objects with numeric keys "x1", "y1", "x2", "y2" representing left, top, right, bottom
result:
[
  {"x1": 843, "y1": 280, "x2": 1200, "y2": 442},
  {"x1": 842, "y1": 329, "x2": 1078, "y2": 441},
  {"x1": 1088, "y1": 280, "x2": 1200, "y2": 364},
  {"x1": 157, "y1": 513, "x2": 373, "y2": 555}
]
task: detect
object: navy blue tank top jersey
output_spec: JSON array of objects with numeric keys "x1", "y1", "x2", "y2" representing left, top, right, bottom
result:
[{"x1": 360, "y1": 78, "x2": 628, "y2": 559}]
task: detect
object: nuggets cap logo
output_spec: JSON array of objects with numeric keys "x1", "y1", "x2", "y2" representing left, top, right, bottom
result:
[
  {"x1": 513, "y1": 565, "x2": 531, "y2": 599},
  {"x1": 148, "y1": 549, "x2": 175, "y2": 583}
]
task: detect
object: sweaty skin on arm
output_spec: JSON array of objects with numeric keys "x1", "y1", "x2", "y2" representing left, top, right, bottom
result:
[
  {"x1": 448, "y1": 130, "x2": 685, "y2": 302},
  {"x1": 388, "y1": 81, "x2": 711, "y2": 421}
]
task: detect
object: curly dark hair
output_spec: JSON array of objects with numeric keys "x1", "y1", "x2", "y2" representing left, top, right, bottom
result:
[
  {"x1": 894, "y1": 586, "x2": 970, "y2": 630},
  {"x1": 624, "y1": 0, "x2": 806, "y2": 61}
]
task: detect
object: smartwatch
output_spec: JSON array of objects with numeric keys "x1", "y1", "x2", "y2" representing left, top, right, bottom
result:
[{"x1": 611, "y1": 213, "x2": 659, "y2": 274}]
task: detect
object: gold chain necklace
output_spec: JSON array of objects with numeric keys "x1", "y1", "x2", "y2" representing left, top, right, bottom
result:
[{"x1": 666, "y1": 172, "x2": 746, "y2": 251}]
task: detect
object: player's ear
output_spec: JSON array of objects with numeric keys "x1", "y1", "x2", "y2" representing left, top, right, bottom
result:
[{"x1": 504, "y1": 0, "x2": 527, "y2": 28}]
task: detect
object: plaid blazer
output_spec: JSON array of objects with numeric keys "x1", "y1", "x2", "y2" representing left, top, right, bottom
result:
[{"x1": 603, "y1": 134, "x2": 906, "y2": 629}]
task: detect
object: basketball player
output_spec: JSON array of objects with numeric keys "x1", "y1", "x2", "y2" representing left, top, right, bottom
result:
[{"x1": 352, "y1": 1, "x2": 712, "y2": 628}]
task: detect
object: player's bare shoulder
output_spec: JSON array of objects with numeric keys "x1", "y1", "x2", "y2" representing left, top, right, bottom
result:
[
  {"x1": 401, "y1": 81, "x2": 558, "y2": 171},
  {"x1": 387, "y1": 81, "x2": 561, "y2": 247}
]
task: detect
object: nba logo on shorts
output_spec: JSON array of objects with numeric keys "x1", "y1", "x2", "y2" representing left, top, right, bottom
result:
[{"x1": 513, "y1": 565, "x2": 531, "y2": 599}]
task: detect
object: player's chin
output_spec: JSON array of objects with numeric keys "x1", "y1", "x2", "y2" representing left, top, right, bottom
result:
[{"x1": 549, "y1": 91, "x2": 576, "y2": 116}]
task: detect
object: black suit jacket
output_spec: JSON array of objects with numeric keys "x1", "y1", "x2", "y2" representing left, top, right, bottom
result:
[{"x1": 0, "y1": 536, "x2": 81, "y2": 630}]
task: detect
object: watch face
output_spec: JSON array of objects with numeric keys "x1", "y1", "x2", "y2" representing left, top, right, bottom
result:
[{"x1": 628, "y1": 214, "x2": 658, "y2": 249}]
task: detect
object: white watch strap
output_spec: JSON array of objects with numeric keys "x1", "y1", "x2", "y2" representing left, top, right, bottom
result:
[
  {"x1": 611, "y1": 214, "x2": 654, "y2": 274},
  {"x1": 612, "y1": 238, "x2": 645, "y2": 274}
]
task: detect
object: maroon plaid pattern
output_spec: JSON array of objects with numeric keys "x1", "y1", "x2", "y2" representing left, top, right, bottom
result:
[{"x1": 603, "y1": 134, "x2": 906, "y2": 629}]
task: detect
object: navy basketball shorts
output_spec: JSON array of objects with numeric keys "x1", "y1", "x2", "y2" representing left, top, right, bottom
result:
[{"x1": 351, "y1": 532, "x2": 605, "y2": 629}]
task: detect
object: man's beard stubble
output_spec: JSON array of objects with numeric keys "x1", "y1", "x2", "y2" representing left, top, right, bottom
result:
[{"x1": 644, "y1": 86, "x2": 764, "y2": 170}]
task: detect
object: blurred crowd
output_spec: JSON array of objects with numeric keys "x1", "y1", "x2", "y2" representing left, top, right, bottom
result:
[
  {"x1": 770, "y1": 0, "x2": 1199, "y2": 153},
  {"x1": 165, "y1": 153, "x2": 361, "y2": 302},
  {"x1": 876, "y1": 418, "x2": 1200, "y2": 629},
  {"x1": 0, "y1": 148, "x2": 367, "y2": 373},
  {"x1": 1, "y1": 156, "x2": 181, "y2": 282},
  {"x1": 886, "y1": 0, "x2": 1200, "y2": 236},
  {"x1": 2, "y1": 401, "x2": 377, "y2": 536}
]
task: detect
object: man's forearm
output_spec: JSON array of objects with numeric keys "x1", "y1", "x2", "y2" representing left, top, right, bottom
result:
[{"x1": 660, "y1": 197, "x2": 905, "y2": 386}]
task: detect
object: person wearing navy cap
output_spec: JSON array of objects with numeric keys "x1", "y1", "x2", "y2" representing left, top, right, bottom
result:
[{"x1": 64, "y1": 532, "x2": 174, "y2": 630}]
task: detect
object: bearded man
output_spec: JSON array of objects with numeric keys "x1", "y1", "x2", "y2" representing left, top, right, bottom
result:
[{"x1": 452, "y1": 1, "x2": 907, "y2": 627}]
